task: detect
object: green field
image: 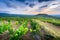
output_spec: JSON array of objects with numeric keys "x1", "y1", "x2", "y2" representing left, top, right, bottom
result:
[{"x1": 0, "y1": 17, "x2": 60, "y2": 40}]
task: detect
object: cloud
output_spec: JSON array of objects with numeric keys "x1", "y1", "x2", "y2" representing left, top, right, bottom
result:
[
  {"x1": 34, "y1": 0, "x2": 60, "y2": 14},
  {"x1": 38, "y1": 0, "x2": 54, "y2": 2},
  {"x1": 16, "y1": 0, "x2": 25, "y2": 2},
  {"x1": 0, "y1": 0, "x2": 60, "y2": 15}
]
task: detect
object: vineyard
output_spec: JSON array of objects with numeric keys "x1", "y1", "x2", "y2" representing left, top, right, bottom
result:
[{"x1": 0, "y1": 17, "x2": 60, "y2": 40}]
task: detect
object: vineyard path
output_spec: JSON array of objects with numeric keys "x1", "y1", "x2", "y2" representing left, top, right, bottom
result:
[{"x1": 33, "y1": 19, "x2": 60, "y2": 37}]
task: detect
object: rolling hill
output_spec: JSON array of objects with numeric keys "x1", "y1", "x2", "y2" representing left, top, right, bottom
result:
[{"x1": 0, "y1": 13, "x2": 60, "y2": 19}]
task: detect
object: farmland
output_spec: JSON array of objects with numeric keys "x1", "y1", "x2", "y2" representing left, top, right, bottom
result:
[{"x1": 0, "y1": 17, "x2": 60, "y2": 40}]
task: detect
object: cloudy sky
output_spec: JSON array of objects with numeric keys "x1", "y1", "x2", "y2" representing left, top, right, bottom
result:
[{"x1": 0, "y1": 0, "x2": 60, "y2": 15}]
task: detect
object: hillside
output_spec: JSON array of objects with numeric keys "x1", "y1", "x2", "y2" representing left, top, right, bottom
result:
[
  {"x1": 35, "y1": 14, "x2": 54, "y2": 18},
  {"x1": 0, "y1": 13, "x2": 33, "y2": 17}
]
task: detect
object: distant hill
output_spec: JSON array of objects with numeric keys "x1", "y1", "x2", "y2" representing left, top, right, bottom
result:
[
  {"x1": 0, "y1": 13, "x2": 60, "y2": 19},
  {"x1": 35, "y1": 14, "x2": 54, "y2": 18},
  {"x1": 0, "y1": 13, "x2": 34, "y2": 17},
  {"x1": 35, "y1": 14, "x2": 60, "y2": 19},
  {"x1": 51, "y1": 15, "x2": 60, "y2": 18},
  {"x1": 52, "y1": 15, "x2": 60, "y2": 18}
]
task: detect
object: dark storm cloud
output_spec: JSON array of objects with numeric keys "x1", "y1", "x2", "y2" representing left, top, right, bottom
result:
[
  {"x1": 40, "y1": 5, "x2": 48, "y2": 8},
  {"x1": 29, "y1": 4, "x2": 35, "y2": 8},
  {"x1": 25, "y1": 0, "x2": 38, "y2": 7},
  {"x1": 38, "y1": 0, "x2": 54, "y2": 2},
  {"x1": 16, "y1": 0, "x2": 25, "y2": 2}
]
